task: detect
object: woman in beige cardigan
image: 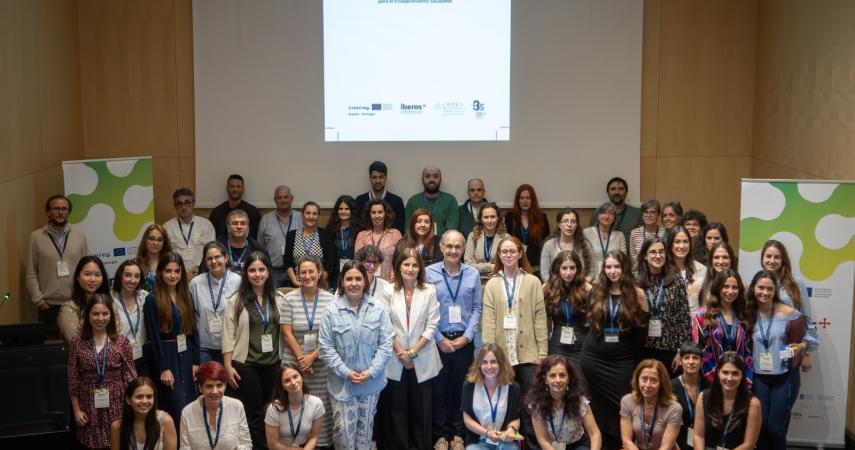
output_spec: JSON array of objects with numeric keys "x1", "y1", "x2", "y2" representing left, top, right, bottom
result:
[
  {"x1": 222, "y1": 251, "x2": 287, "y2": 449},
  {"x1": 481, "y1": 235, "x2": 547, "y2": 449}
]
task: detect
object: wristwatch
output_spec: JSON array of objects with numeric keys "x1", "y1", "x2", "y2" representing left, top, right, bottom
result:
[{"x1": 407, "y1": 349, "x2": 418, "y2": 359}]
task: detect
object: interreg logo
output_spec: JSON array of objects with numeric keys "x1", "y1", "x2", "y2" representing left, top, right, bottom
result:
[{"x1": 371, "y1": 103, "x2": 392, "y2": 111}]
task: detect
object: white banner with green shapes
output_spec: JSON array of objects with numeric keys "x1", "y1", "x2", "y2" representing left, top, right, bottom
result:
[
  {"x1": 740, "y1": 179, "x2": 855, "y2": 447},
  {"x1": 62, "y1": 157, "x2": 154, "y2": 278}
]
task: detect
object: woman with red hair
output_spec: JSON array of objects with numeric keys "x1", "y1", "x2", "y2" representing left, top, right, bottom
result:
[
  {"x1": 504, "y1": 184, "x2": 550, "y2": 276},
  {"x1": 179, "y1": 361, "x2": 251, "y2": 449}
]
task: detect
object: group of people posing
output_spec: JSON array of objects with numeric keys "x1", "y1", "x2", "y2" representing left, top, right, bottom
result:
[{"x1": 26, "y1": 161, "x2": 818, "y2": 450}]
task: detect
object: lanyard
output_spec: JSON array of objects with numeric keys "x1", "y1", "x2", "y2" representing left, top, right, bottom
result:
[
  {"x1": 301, "y1": 230, "x2": 319, "y2": 255},
  {"x1": 288, "y1": 397, "x2": 305, "y2": 439},
  {"x1": 679, "y1": 376, "x2": 696, "y2": 421},
  {"x1": 484, "y1": 385, "x2": 502, "y2": 424},
  {"x1": 227, "y1": 241, "x2": 248, "y2": 268},
  {"x1": 92, "y1": 338, "x2": 110, "y2": 384},
  {"x1": 646, "y1": 277, "x2": 665, "y2": 315},
  {"x1": 423, "y1": 193, "x2": 440, "y2": 216},
  {"x1": 643, "y1": 226, "x2": 660, "y2": 241},
  {"x1": 520, "y1": 225, "x2": 529, "y2": 245},
  {"x1": 596, "y1": 230, "x2": 611, "y2": 259},
  {"x1": 207, "y1": 274, "x2": 226, "y2": 313},
  {"x1": 130, "y1": 432, "x2": 146, "y2": 450},
  {"x1": 339, "y1": 227, "x2": 351, "y2": 253},
  {"x1": 255, "y1": 296, "x2": 271, "y2": 331},
  {"x1": 484, "y1": 235, "x2": 494, "y2": 261},
  {"x1": 549, "y1": 405, "x2": 566, "y2": 440},
  {"x1": 718, "y1": 312, "x2": 737, "y2": 348},
  {"x1": 203, "y1": 400, "x2": 224, "y2": 449},
  {"x1": 405, "y1": 291, "x2": 412, "y2": 330},
  {"x1": 49, "y1": 228, "x2": 69, "y2": 259},
  {"x1": 301, "y1": 288, "x2": 319, "y2": 332},
  {"x1": 277, "y1": 214, "x2": 294, "y2": 240},
  {"x1": 501, "y1": 273, "x2": 518, "y2": 311},
  {"x1": 720, "y1": 410, "x2": 734, "y2": 446},
  {"x1": 758, "y1": 305, "x2": 776, "y2": 350},
  {"x1": 370, "y1": 277, "x2": 378, "y2": 297},
  {"x1": 118, "y1": 294, "x2": 141, "y2": 339},
  {"x1": 370, "y1": 230, "x2": 388, "y2": 248},
  {"x1": 178, "y1": 220, "x2": 194, "y2": 245},
  {"x1": 608, "y1": 295, "x2": 620, "y2": 329},
  {"x1": 441, "y1": 266, "x2": 463, "y2": 302},
  {"x1": 641, "y1": 400, "x2": 658, "y2": 450},
  {"x1": 560, "y1": 298, "x2": 575, "y2": 325}
]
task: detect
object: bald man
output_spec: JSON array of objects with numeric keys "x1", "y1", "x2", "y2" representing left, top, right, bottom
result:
[
  {"x1": 404, "y1": 166, "x2": 460, "y2": 236},
  {"x1": 257, "y1": 185, "x2": 303, "y2": 287}
]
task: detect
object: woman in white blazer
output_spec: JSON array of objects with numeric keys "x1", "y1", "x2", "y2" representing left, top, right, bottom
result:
[{"x1": 377, "y1": 247, "x2": 442, "y2": 450}]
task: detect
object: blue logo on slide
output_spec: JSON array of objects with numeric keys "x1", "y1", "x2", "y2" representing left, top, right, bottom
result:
[{"x1": 472, "y1": 100, "x2": 485, "y2": 111}]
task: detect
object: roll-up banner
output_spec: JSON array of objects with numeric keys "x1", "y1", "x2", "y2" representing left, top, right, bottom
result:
[
  {"x1": 62, "y1": 157, "x2": 154, "y2": 278},
  {"x1": 739, "y1": 179, "x2": 855, "y2": 447}
]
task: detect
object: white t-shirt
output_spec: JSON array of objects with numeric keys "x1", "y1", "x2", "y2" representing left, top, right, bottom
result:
[{"x1": 264, "y1": 394, "x2": 325, "y2": 446}]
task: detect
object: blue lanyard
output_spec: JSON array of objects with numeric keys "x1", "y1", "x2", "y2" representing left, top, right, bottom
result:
[
  {"x1": 596, "y1": 230, "x2": 611, "y2": 259},
  {"x1": 370, "y1": 277, "x2": 378, "y2": 297},
  {"x1": 118, "y1": 294, "x2": 141, "y2": 339},
  {"x1": 646, "y1": 277, "x2": 665, "y2": 315},
  {"x1": 277, "y1": 214, "x2": 294, "y2": 240},
  {"x1": 178, "y1": 220, "x2": 194, "y2": 245},
  {"x1": 641, "y1": 400, "x2": 658, "y2": 449},
  {"x1": 130, "y1": 432, "x2": 146, "y2": 450},
  {"x1": 484, "y1": 385, "x2": 502, "y2": 424},
  {"x1": 227, "y1": 241, "x2": 248, "y2": 269},
  {"x1": 300, "y1": 289, "x2": 319, "y2": 332},
  {"x1": 720, "y1": 410, "x2": 734, "y2": 446},
  {"x1": 49, "y1": 228, "x2": 70, "y2": 258},
  {"x1": 560, "y1": 298, "x2": 575, "y2": 325},
  {"x1": 549, "y1": 405, "x2": 566, "y2": 440},
  {"x1": 441, "y1": 266, "x2": 462, "y2": 302},
  {"x1": 608, "y1": 295, "x2": 620, "y2": 329},
  {"x1": 502, "y1": 273, "x2": 518, "y2": 311},
  {"x1": 679, "y1": 376, "x2": 696, "y2": 421},
  {"x1": 255, "y1": 297, "x2": 271, "y2": 331},
  {"x1": 758, "y1": 305, "x2": 776, "y2": 350},
  {"x1": 207, "y1": 274, "x2": 226, "y2": 313},
  {"x1": 288, "y1": 397, "x2": 305, "y2": 439},
  {"x1": 520, "y1": 226, "x2": 529, "y2": 245},
  {"x1": 92, "y1": 338, "x2": 110, "y2": 384},
  {"x1": 301, "y1": 230, "x2": 319, "y2": 255},
  {"x1": 203, "y1": 400, "x2": 223, "y2": 449},
  {"x1": 484, "y1": 236, "x2": 494, "y2": 261},
  {"x1": 718, "y1": 312, "x2": 737, "y2": 348},
  {"x1": 423, "y1": 193, "x2": 440, "y2": 216},
  {"x1": 339, "y1": 227, "x2": 351, "y2": 253}
]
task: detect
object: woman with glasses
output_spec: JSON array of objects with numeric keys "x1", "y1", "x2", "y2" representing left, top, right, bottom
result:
[
  {"x1": 628, "y1": 200, "x2": 665, "y2": 275},
  {"x1": 136, "y1": 224, "x2": 173, "y2": 292},
  {"x1": 540, "y1": 208, "x2": 592, "y2": 283},
  {"x1": 354, "y1": 245, "x2": 391, "y2": 299},
  {"x1": 188, "y1": 242, "x2": 242, "y2": 365}
]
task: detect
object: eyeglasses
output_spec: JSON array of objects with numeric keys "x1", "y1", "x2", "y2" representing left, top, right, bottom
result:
[
  {"x1": 205, "y1": 254, "x2": 224, "y2": 262},
  {"x1": 147, "y1": 236, "x2": 165, "y2": 243},
  {"x1": 500, "y1": 249, "x2": 520, "y2": 256},
  {"x1": 229, "y1": 221, "x2": 248, "y2": 226},
  {"x1": 643, "y1": 210, "x2": 659, "y2": 216},
  {"x1": 174, "y1": 200, "x2": 193, "y2": 207},
  {"x1": 362, "y1": 260, "x2": 376, "y2": 266},
  {"x1": 647, "y1": 249, "x2": 666, "y2": 256},
  {"x1": 559, "y1": 219, "x2": 577, "y2": 225}
]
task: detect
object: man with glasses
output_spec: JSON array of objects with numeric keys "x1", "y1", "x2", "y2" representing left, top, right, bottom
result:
[
  {"x1": 217, "y1": 209, "x2": 263, "y2": 272},
  {"x1": 209, "y1": 174, "x2": 262, "y2": 240},
  {"x1": 257, "y1": 185, "x2": 303, "y2": 287},
  {"x1": 425, "y1": 230, "x2": 482, "y2": 450},
  {"x1": 163, "y1": 187, "x2": 215, "y2": 277},
  {"x1": 26, "y1": 194, "x2": 89, "y2": 340}
]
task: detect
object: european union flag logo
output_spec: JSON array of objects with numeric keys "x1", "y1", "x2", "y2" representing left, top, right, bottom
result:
[
  {"x1": 371, "y1": 104, "x2": 381, "y2": 111},
  {"x1": 113, "y1": 247, "x2": 127, "y2": 257}
]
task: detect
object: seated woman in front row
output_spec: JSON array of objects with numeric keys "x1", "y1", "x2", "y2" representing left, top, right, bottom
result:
[
  {"x1": 620, "y1": 359, "x2": 682, "y2": 450},
  {"x1": 693, "y1": 352, "x2": 761, "y2": 450},
  {"x1": 461, "y1": 343, "x2": 522, "y2": 450}
]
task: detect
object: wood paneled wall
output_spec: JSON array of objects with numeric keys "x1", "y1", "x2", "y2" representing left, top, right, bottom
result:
[
  {"x1": 0, "y1": 0, "x2": 83, "y2": 325},
  {"x1": 751, "y1": 0, "x2": 855, "y2": 433}
]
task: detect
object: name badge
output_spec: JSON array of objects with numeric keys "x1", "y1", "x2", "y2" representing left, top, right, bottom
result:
[
  {"x1": 261, "y1": 333, "x2": 274, "y2": 353},
  {"x1": 94, "y1": 388, "x2": 110, "y2": 409},
  {"x1": 56, "y1": 261, "x2": 70, "y2": 277},
  {"x1": 131, "y1": 339, "x2": 143, "y2": 360},
  {"x1": 604, "y1": 328, "x2": 619, "y2": 343},
  {"x1": 503, "y1": 313, "x2": 517, "y2": 330},
  {"x1": 281, "y1": 242, "x2": 286, "y2": 256},
  {"x1": 648, "y1": 318, "x2": 662, "y2": 337},
  {"x1": 560, "y1": 326, "x2": 575, "y2": 345},
  {"x1": 301, "y1": 333, "x2": 318, "y2": 353},
  {"x1": 780, "y1": 347, "x2": 794, "y2": 360},
  {"x1": 687, "y1": 426, "x2": 694, "y2": 447},
  {"x1": 717, "y1": 446, "x2": 730, "y2": 450},
  {"x1": 208, "y1": 313, "x2": 223, "y2": 334},
  {"x1": 339, "y1": 258, "x2": 351, "y2": 272},
  {"x1": 759, "y1": 352, "x2": 774, "y2": 371},
  {"x1": 177, "y1": 334, "x2": 187, "y2": 353},
  {"x1": 448, "y1": 305, "x2": 463, "y2": 324},
  {"x1": 552, "y1": 442, "x2": 566, "y2": 450}
]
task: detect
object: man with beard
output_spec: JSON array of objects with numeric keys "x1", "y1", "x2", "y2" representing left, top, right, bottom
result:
[
  {"x1": 257, "y1": 185, "x2": 303, "y2": 287},
  {"x1": 404, "y1": 166, "x2": 459, "y2": 236},
  {"x1": 26, "y1": 194, "x2": 89, "y2": 340},
  {"x1": 354, "y1": 161, "x2": 406, "y2": 233},
  {"x1": 588, "y1": 176, "x2": 642, "y2": 245},
  {"x1": 209, "y1": 174, "x2": 262, "y2": 240},
  {"x1": 457, "y1": 178, "x2": 487, "y2": 239}
]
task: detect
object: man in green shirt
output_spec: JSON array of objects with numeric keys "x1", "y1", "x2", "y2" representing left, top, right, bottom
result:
[{"x1": 404, "y1": 166, "x2": 459, "y2": 236}]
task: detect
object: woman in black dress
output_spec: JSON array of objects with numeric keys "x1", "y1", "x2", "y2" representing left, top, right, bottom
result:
[
  {"x1": 580, "y1": 250, "x2": 649, "y2": 450},
  {"x1": 544, "y1": 251, "x2": 591, "y2": 364}
]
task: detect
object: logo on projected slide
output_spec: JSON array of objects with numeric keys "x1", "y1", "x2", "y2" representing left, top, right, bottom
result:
[
  {"x1": 371, "y1": 103, "x2": 392, "y2": 111},
  {"x1": 434, "y1": 102, "x2": 466, "y2": 116},
  {"x1": 473, "y1": 100, "x2": 487, "y2": 119},
  {"x1": 347, "y1": 105, "x2": 375, "y2": 117},
  {"x1": 400, "y1": 103, "x2": 426, "y2": 114}
]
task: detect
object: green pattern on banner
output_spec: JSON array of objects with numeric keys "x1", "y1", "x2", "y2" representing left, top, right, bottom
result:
[
  {"x1": 740, "y1": 182, "x2": 855, "y2": 281},
  {"x1": 67, "y1": 159, "x2": 154, "y2": 242}
]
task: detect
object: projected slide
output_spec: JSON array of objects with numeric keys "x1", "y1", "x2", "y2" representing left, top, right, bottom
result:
[{"x1": 323, "y1": 0, "x2": 511, "y2": 142}]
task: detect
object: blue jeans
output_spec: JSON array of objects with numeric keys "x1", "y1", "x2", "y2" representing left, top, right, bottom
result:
[
  {"x1": 271, "y1": 267, "x2": 290, "y2": 289},
  {"x1": 465, "y1": 441, "x2": 521, "y2": 450},
  {"x1": 199, "y1": 347, "x2": 223, "y2": 365},
  {"x1": 754, "y1": 373, "x2": 790, "y2": 450}
]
